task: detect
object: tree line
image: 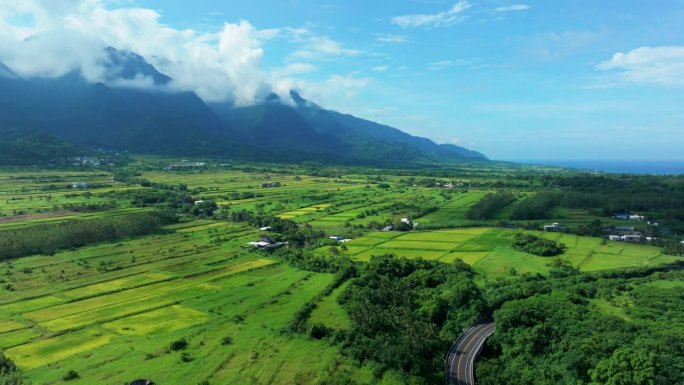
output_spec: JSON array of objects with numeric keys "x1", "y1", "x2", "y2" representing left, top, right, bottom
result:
[{"x1": 0, "y1": 212, "x2": 175, "y2": 260}]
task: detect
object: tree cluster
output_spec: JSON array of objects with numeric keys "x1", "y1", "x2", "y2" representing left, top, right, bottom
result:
[
  {"x1": 336, "y1": 255, "x2": 485, "y2": 383},
  {"x1": 466, "y1": 191, "x2": 516, "y2": 220},
  {"x1": 512, "y1": 233, "x2": 564, "y2": 256}
]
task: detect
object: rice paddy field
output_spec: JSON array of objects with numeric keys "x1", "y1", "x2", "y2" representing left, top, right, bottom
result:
[
  {"x1": 0, "y1": 161, "x2": 681, "y2": 384},
  {"x1": 314, "y1": 228, "x2": 678, "y2": 279},
  {"x1": 0, "y1": 220, "x2": 397, "y2": 384}
]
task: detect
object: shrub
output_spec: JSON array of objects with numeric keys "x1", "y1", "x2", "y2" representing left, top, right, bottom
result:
[
  {"x1": 62, "y1": 370, "x2": 79, "y2": 381},
  {"x1": 169, "y1": 338, "x2": 188, "y2": 351}
]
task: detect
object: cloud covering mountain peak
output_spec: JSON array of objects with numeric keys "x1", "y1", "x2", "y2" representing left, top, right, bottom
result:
[{"x1": 0, "y1": 0, "x2": 274, "y2": 105}]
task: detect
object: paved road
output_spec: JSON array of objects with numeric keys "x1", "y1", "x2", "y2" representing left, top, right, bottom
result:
[{"x1": 445, "y1": 322, "x2": 495, "y2": 385}]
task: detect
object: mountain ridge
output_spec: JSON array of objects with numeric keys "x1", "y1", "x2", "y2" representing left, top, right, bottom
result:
[{"x1": 0, "y1": 50, "x2": 487, "y2": 165}]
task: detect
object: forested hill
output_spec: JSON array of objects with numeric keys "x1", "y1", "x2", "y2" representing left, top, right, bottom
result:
[
  {"x1": 210, "y1": 91, "x2": 487, "y2": 164},
  {"x1": 0, "y1": 50, "x2": 486, "y2": 166},
  {"x1": 0, "y1": 127, "x2": 82, "y2": 166}
]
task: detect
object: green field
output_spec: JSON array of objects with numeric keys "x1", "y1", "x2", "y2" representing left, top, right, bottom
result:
[
  {"x1": 0, "y1": 219, "x2": 397, "y2": 384},
  {"x1": 1, "y1": 162, "x2": 682, "y2": 384},
  {"x1": 315, "y1": 228, "x2": 677, "y2": 278}
]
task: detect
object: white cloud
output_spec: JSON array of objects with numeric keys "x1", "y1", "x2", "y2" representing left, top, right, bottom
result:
[
  {"x1": 427, "y1": 59, "x2": 473, "y2": 70},
  {"x1": 428, "y1": 60, "x2": 453, "y2": 70},
  {"x1": 371, "y1": 65, "x2": 388, "y2": 72},
  {"x1": 494, "y1": 4, "x2": 530, "y2": 13},
  {"x1": 376, "y1": 34, "x2": 409, "y2": 43},
  {"x1": 327, "y1": 75, "x2": 371, "y2": 90},
  {"x1": 0, "y1": 0, "x2": 277, "y2": 105},
  {"x1": 290, "y1": 36, "x2": 360, "y2": 60},
  {"x1": 276, "y1": 62, "x2": 319, "y2": 75},
  {"x1": 597, "y1": 46, "x2": 684, "y2": 87},
  {"x1": 392, "y1": 1, "x2": 472, "y2": 29}
]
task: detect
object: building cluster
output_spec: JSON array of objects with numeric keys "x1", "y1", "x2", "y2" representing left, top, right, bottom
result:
[
  {"x1": 71, "y1": 156, "x2": 102, "y2": 166},
  {"x1": 164, "y1": 161, "x2": 207, "y2": 170}
]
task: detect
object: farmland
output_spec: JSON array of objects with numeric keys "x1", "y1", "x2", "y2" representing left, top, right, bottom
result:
[
  {"x1": 315, "y1": 228, "x2": 677, "y2": 279},
  {"x1": 1, "y1": 160, "x2": 683, "y2": 385},
  {"x1": 0, "y1": 220, "x2": 391, "y2": 384}
]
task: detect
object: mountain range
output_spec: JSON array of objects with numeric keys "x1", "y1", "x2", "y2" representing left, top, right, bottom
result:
[{"x1": 0, "y1": 48, "x2": 486, "y2": 165}]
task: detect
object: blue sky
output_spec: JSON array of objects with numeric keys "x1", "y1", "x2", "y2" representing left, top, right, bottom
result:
[{"x1": 1, "y1": 1, "x2": 683, "y2": 161}]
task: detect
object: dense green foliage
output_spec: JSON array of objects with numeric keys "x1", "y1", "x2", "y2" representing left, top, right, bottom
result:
[
  {"x1": 0, "y1": 352, "x2": 25, "y2": 385},
  {"x1": 0, "y1": 127, "x2": 82, "y2": 166},
  {"x1": 0, "y1": 212, "x2": 174, "y2": 260},
  {"x1": 478, "y1": 269, "x2": 684, "y2": 385},
  {"x1": 510, "y1": 192, "x2": 559, "y2": 220},
  {"x1": 512, "y1": 233, "x2": 565, "y2": 256},
  {"x1": 337, "y1": 255, "x2": 485, "y2": 383},
  {"x1": 466, "y1": 191, "x2": 515, "y2": 220}
]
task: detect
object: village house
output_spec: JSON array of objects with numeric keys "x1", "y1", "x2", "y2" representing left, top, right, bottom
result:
[
  {"x1": 543, "y1": 223, "x2": 567, "y2": 232},
  {"x1": 261, "y1": 182, "x2": 281, "y2": 188},
  {"x1": 246, "y1": 235, "x2": 285, "y2": 249},
  {"x1": 330, "y1": 235, "x2": 352, "y2": 242},
  {"x1": 612, "y1": 213, "x2": 645, "y2": 221},
  {"x1": 614, "y1": 226, "x2": 635, "y2": 233},
  {"x1": 621, "y1": 234, "x2": 642, "y2": 242}
]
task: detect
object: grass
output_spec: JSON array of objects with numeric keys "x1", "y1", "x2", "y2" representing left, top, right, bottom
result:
[
  {"x1": 6, "y1": 329, "x2": 115, "y2": 369},
  {"x1": 309, "y1": 281, "x2": 352, "y2": 330}
]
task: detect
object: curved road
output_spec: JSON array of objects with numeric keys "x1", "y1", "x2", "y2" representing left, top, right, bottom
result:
[{"x1": 445, "y1": 322, "x2": 495, "y2": 385}]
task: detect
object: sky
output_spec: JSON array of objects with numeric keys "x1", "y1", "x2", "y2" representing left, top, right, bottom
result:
[{"x1": 0, "y1": 1, "x2": 683, "y2": 161}]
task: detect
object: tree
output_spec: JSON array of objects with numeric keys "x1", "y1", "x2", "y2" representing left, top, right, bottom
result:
[{"x1": 591, "y1": 347, "x2": 658, "y2": 385}]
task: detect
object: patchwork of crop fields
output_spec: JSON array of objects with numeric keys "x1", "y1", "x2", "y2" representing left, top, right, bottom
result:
[
  {"x1": 315, "y1": 228, "x2": 678, "y2": 278},
  {"x1": 0, "y1": 220, "x2": 392, "y2": 384},
  {"x1": 1, "y1": 164, "x2": 681, "y2": 384}
]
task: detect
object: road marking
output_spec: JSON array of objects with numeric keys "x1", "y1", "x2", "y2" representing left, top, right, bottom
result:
[
  {"x1": 455, "y1": 324, "x2": 487, "y2": 383},
  {"x1": 449, "y1": 323, "x2": 495, "y2": 385},
  {"x1": 468, "y1": 325, "x2": 495, "y2": 384}
]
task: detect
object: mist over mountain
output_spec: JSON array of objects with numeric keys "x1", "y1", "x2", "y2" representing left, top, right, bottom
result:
[{"x1": 0, "y1": 48, "x2": 486, "y2": 165}]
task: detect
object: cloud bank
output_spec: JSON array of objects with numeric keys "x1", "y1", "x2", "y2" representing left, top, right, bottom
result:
[{"x1": 0, "y1": 0, "x2": 274, "y2": 105}]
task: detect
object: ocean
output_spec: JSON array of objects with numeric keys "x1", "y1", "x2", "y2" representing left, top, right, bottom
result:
[{"x1": 516, "y1": 160, "x2": 684, "y2": 175}]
